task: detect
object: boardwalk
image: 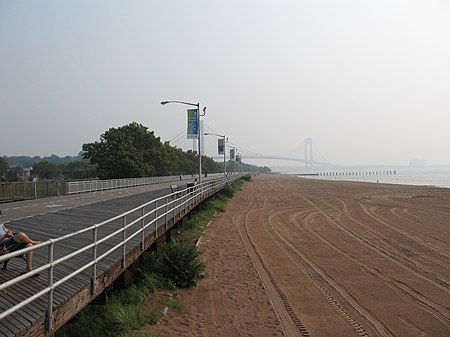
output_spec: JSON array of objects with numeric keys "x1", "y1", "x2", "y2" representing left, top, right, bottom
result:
[{"x1": 0, "y1": 177, "x2": 235, "y2": 337}]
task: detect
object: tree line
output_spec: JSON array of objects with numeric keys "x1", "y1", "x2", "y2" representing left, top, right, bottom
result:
[{"x1": 1, "y1": 122, "x2": 270, "y2": 181}]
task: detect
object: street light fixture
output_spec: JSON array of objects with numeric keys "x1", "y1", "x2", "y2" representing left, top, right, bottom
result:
[
  {"x1": 229, "y1": 146, "x2": 237, "y2": 174},
  {"x1": 161, "y1": 100, "x2": 206, "y2": 183},
  {"x1": 204, "y1": 132, "x2": 227, "y2": 177}
]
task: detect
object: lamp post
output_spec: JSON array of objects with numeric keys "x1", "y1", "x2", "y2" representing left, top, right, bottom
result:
[
  {"x1": 204, "y1": 132, "x2": 227, "y2": 177},
  {"x1": 230, "y1": 147, "x2": 236, "y2": 174},
  {"x1": 161, "y1": 100, "x2": 206, "y2": 184}
]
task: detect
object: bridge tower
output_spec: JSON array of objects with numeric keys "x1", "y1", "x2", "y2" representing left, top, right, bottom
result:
[{"x1": 305, "y1": 138, "x2": 313, "y2": 167}]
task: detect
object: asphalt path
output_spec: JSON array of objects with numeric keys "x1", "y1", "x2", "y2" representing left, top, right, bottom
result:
[{"x1": 1, "y1": 182, "x2": 175, "y2": 223}]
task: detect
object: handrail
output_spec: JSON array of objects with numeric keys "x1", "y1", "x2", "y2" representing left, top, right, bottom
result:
[
  {"x1": 66, "y1": 173, "x2": 223, "y2": 195},
  {"x1": 0, "y1": 174, "x2": 245, "y2": 333}
]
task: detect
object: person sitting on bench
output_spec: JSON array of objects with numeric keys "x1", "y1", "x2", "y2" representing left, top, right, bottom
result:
[
  {"x1": 186, "y1": 178, "x2": 198, "y2": 193},
  {"x1": 0, "y1": 209, "x2": 40, "y2": 275}
]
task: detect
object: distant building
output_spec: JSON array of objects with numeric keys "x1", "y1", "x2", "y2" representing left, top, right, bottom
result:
[{"x1": 17, "y1": 167, "x2": 32, "y2": 181}]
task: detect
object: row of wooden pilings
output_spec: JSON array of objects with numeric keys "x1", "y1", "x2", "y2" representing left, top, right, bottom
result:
[{"x1": 318, "y1": 170, "x2": 397, "y2": 176}]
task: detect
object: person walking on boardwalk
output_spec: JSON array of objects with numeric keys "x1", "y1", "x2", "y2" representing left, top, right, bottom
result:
[{"x1": 0, "y1": 209, "x2": 41, "y2": 275}]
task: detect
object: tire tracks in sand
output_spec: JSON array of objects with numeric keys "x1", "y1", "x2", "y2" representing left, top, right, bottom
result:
[
  {"x1": 261, "y1": 199, "x2": 393, "y2": 337},
  {"x1": 229, "y1": 193, "x2": 311, "y2": 337},
  {"x1": 293, "y1": 209, "x2": 450, "y2": 329}
]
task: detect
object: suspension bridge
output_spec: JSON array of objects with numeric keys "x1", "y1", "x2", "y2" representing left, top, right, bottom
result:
[{"x1": 168, "y1": 126, "x2": 330, "y2": 167}]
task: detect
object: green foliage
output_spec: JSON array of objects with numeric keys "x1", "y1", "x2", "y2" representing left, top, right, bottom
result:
[
  {"x1": 161, "y1": 294, "x2": 184, "y2": 310},
  {"x1": 4, "y1": 154, "x2": 81, "y2": 168},
  {"x1": 62, "y1": 306, "x2": 106, "y2": 337},
  {"x1": 105, "y1": 301, "x2": 155, "y2": 335},
  {"x1": 208, "y1": 197, "x2": 227, "y2": 213},
  {"x1": 3, "y1": 125, "x2": 270, "y2": 181},
  {"x1": 201, "y1": 155, "x2": 222, "y2": 174},
  {"x1": 175, "y1": 179, "x2": 244, "y2": 243},
  {"x1": 82, "y1": 123, "x2": 161, "y2": 179},
  {"x1": 31, "y1": 160, "x2": 61, "y2": 180},
  {"x1": 221, "y1": 182, "x2": 235, "y2": 198},
  {"x1": 63, "y1": 159, "x2": 97, "y2": 180},
  {"x1": 82, "y1": 122, "x2": 224, "y2": 179},
  {"x1": 0, "y1": 157, "x2": 8, "y2": 176},
  {"x1": 31, "y1": 159, "x2": 97, "y2": 181},
  {"x1": 152, "y1": 240, "x2": 206, "y2": 288},
  {"x1": 112, "y1": 284, "x2": 146, "y2": 306},
  {"x1": 60, "y1": 177, "x2": 247, "y2": 337},
  {"x1": 61, "y1": 276, "x2": 161, "y2": 337},
  {"x1": 139, "y1": 271, "x2": 164, "y2": 292},
  {"x1": 226, "y1": 160, "x2": 271, "y2": 174}
]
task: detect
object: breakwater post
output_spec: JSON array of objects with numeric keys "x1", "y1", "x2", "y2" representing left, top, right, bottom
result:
[{"x1": 299, "y1": 170, "x2": 397, "y2": 179}]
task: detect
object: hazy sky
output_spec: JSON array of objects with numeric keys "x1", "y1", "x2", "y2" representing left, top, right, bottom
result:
[{"x1": 1, "y1": 0, "x2": 449, "y2": 167}]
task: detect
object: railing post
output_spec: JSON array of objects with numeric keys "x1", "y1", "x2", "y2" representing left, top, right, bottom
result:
[
  {"x1": 164, "y1": 196, "x2": 168, "y2": 230},
  {"x1": 141, "y1": 207, "x2": 145, "y2": 251},
  {"x1": 122, "y1": 215, "x2": 127, "y2": 268},
  {"x1": 154, "y1": 200, "x2": 158, "y2": 239},
  {"x1": 173, "y1": 194, "x2": 176, "y2": 222},
  {"x1": 46, "y1": 242, "x2": 55, "y2": 332},
  {"x1": 91, "y1": 226, "x2": 98, "y2": 295}
]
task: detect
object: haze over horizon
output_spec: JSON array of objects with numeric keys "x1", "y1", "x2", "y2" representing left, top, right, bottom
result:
[{"x1": 1, "y1": 1, "x2": 449, "y2": 167}]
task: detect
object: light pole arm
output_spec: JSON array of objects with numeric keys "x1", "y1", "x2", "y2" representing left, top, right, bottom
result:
[
  {"x1": 161, "y1": 99, "x2": 205, "y2": 183},
  {"x1": 161, "y1": 100, "x2": 199, "y2": 108},
  {"x1": 204, "y1": 132, "x2": 225, "y2": 138}
]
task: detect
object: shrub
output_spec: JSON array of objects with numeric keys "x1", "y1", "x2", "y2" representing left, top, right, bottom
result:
[
  {"x1": 140, "y1": 271, "x2": 167, "y2": 293},
  {"x1": 61, "y1": 306, "x2": 106, "y2": 337},
  {"x1": 104, "y1": 296, "x2": 160, "y2": 336},
  {"x1": 113, "y1": 284, "x2": 146, "y2": 305},
  {"x1": 221, "y1": 182, "x2": 235, "y2": 198},
  {"x1": 153, "y1": 240, "x2": 206, "y2": 288}
]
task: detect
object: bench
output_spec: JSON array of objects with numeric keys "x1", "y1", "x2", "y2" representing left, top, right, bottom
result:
[
  {"x1": 186, "y1": 181, "x2": 197, "y2": 193},
  {"x1": 2, "y1": 254, "x2": 26, "y2": 270},
  {"x1": 170, "y1": 184, "x2": 182, "y2": 198},
  {"x1": 0, "y1": 237, "x2": 27, "y2": 270}
]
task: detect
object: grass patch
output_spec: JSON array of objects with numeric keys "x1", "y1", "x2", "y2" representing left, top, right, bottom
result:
[
  {"x1": 161, "y1": 293, "x2": 184, "y2": 310},
  {"x1": 60, "y1": 277, "x2": 162, "y2": 337}
]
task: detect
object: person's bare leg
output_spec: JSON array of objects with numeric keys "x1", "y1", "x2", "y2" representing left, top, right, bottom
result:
[
  {"x1": 25, "y1": 243, "x2": 33, "y2": 271},
  {"x1": 13, "y1": 232, "x2": 40, "y2": 245}
]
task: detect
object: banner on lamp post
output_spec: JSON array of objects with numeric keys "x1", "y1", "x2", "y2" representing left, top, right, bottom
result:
[
  {"x1": 187, "y1": 109, "x2": 199, "y2": 139},
  {"x1": 218, "y1": 138, "x2": 224, "y2": 155},
  {"x1": 230, "y1": 148, "x2": 235, "y2": 161}
]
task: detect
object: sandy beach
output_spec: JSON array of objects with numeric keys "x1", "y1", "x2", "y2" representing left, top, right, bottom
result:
[{"x1": 147, "y1": 174, "x2": 450, "y2": 337}]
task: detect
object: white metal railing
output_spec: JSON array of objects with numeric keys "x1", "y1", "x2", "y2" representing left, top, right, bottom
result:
[
  {"x1": 0, "y1": 174, "x2": 243, "y2": 334},
  {"x1": 66, "y1": 173, "x2": 224, "y2": 195}
]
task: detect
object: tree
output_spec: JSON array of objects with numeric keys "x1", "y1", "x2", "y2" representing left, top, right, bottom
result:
[
  {"x1": 81, "y1": 122, "x2": 265, "y2": 180},
  {"x1": 201, "y1": 155, "x2": 223, "y2": 175},
  {"x1": 64, "y1": 159, "x2": 97, "y2": 180},
  {"x1": 32, "y1": 160, "x2": 61, "y2": 180},
  {"x1": 82, "y1": 123, "x2": 166, "y2": 179},
  {"x1": 0, "y1": 157, "x2": 8, "y2": 181}
]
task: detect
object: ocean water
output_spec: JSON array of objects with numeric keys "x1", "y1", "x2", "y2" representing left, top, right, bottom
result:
[{"x1": 295, "y1": 166, "x2": 450, "y2": 189}]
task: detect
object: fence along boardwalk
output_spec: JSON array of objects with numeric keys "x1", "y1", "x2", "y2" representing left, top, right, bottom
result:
[{"x1": 0, "y1": 178, "x2": 227, "y2": 337}]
